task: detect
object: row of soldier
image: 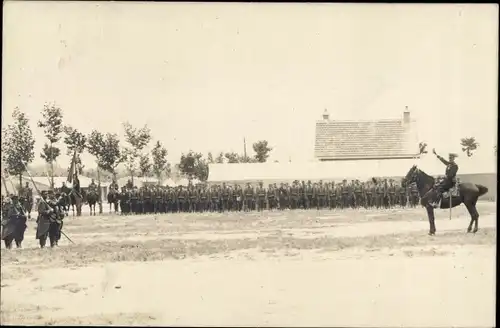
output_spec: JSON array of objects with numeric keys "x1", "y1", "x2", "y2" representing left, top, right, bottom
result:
[{"x1": 109, "y1": 178, "x2": 421, "y2": 215}]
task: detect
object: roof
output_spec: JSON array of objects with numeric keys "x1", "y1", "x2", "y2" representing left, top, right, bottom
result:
[
  {"x1": 314, "y1": 117, "x2": 419, "y2": 160},
  {"x1": 208, "y1": 154, "x2": 496, "y2": 183},
  {"x1": 116, "y1": 176, "x2": 200, "y2": 187}
]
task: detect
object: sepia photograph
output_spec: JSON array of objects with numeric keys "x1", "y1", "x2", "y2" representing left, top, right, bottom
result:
[{"x1": 1, "y1": 2, "x2": 497, "y2": 326}]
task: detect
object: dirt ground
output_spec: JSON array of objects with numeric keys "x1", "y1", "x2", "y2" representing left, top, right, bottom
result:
[{"x1": 1, "y1": 202, "x2": 496, "y2": 327}]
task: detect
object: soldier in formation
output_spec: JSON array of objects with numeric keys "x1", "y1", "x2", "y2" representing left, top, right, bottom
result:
[
  {"x1": 1, "y1": 194, "x2": 28, "y2": 249},
  {"x1": 112, "y1": 178, "x2": 421, "y2": 215},
  {"x1": 36, "y1": 190, "x2": 65, "y2": 248}
]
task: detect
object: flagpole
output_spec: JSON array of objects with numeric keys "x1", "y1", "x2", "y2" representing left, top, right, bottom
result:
[{"x1": 20, "y1": 160, "x2": 75, "y2": 244}]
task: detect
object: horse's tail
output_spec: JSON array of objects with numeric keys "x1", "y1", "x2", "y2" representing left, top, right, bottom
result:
[{"x1": 476, "y1": 184, "x2": 489, "y2": 197}]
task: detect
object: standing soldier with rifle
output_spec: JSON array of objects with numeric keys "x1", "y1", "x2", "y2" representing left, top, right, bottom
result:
[
  {"x1": 36, "y1": 190, "x2": 65, "y2": 248},
  {"x1": 1, "y1": 194, "x2": 28, "y2": 249}
]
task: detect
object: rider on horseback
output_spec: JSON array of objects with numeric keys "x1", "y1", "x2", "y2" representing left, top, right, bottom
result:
[
  {"x1": 88, "y1": 179, "x2": 98, "y2": 194},
  {"x1": 110, "y1": 179, "x2": 119, "y2": 192},
  {"x1": 72, "y1": 174, "x2": 81, "y2": 196},
  {"x1": 431, "y1": 148, "x2": 459, "y2": 207}
]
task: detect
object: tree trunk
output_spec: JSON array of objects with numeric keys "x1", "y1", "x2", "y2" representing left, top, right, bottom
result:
[
  {"x1": 50, "y1": 161, "x2": 55, "y2": 190},
  {"x1": 18, "y1": 174, "x2": 23, "y2": 195},
  {"x1": 49, "y1": 142, "x2": 54, "y2": 190},
  {"x1": 97, "y1": 167, "x2": 103, "y2": 214}
]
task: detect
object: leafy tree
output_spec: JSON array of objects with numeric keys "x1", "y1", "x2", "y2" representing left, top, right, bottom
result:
[
  {"x1": 151, "y1": 141, "x2": 169, "y2": 182},
  {"x1": 238, "y1": 154, "x2": 257, "y2": 163},
  {"x1": 139, "y1": 154, "x2": 152, "y2": 178},
  {"x1": 460, "y1": 137, "x2": 479, "y2": 157},
  {"x1": 207, "y1": 152, "x2": 215, "y2": 164},
  {"x1": 87, "y1": 130, "x2": 122, "y2": 177},
  {"x1": 63, "y1": 125, "x2": 87, "y2": 174},
  {"x1": 1, "y1": 107, "x2": 36, "y2": 188},
  {"x1": 215, "y1": 152, "x2": 225, "y2": 164},
  {"x1": 37, "y1": 103, "x2": 63, "y2": 189},
  {"x1": 418, "y1": 142, "x2": 428, "y2": 155},
  {"x1": 252, "y1": 140, "x2": 273, "y2": 163},
  {"x1": 225, "y1": 152, "x2": 240, "y2": 163},
  {"x1": 121, "y1": 122, "x2": 151, "y2": 183},
  {"x1": 179, "y1": 151, "x2": 208, "y2": 181}
]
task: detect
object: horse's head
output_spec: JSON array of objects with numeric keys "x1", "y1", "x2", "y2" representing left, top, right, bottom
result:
[{"x1": 403, "y1": 165, "x2": 419, "y2": 187}]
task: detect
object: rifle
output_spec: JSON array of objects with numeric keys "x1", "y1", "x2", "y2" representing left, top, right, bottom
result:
[{"x1": 20, "y1": 161, "x2": 75, "y2": 245}]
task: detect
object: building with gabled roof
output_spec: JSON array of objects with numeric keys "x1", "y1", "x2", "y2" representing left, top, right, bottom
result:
[{"x1": 314, "y1": 107, "x2": 419, "y2": 161}]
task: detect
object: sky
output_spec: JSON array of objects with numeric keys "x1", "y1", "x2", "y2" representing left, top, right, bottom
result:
[{"x1": 2, "y1": 2, "x2": 498, "y2": 169}]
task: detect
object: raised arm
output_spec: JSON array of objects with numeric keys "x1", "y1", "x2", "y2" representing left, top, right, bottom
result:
[{"x1": 433, "y1": 148, "x2": 449, "y2": 165}]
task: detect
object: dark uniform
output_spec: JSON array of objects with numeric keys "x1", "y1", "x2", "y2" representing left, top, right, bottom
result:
[
  {"x1": 1, "y1": 195, "x2": 27, "y2": 249},
  {"x1": 20, "y1": 182, "x2": 34, "y2": 219},
  {"x1": 278, "y1": 183, "x2": 289, "y2": 210},
  {"x1": 305, "y1": 181, "x2": 314, "y2": 209},
  {"x1": 233, "y1": 185, "x2": 243, "y2": 212},
  {"x1": 431, "y1": 151, "x2": 459, "y2": 206},
  {"x1": 256, "y1": 183, "x2": 267, "y2": 211},
  {"x1": 130, "y1": 187, "x2": 139, "y2": 214},
  {"x1": 317, "y1": 181, "x2": 327, "y2": 209},
  {"x1": 267, "y1": 184, "x2": 277, "y2": 210},
  {"x1": 290, "y1": 182, "x2": 299, "y2": 210},
  {"x1": 36, "y1": 191, "x2": 63, "y2": 248},
  {"x1": 354, "y1": 181, "x2": 363, "y2": 209},
  {"x1": 119, "y1": 187, "x2": 130, "y2": 214},
  {"x1": 375, "y1": 182, "x2": 385, "y2": 209}
]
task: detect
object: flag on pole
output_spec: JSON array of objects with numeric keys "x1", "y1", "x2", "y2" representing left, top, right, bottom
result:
[{"x1": 67, "y1": 150, "x2": 77, "y2": 184}]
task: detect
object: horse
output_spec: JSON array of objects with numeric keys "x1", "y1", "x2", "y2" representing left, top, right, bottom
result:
[
  {"x1": 402, "y1": 165, "x2": 489, "y2": 235},
  {"x1": 86, "y1": 190, "x2": 99, "y2": 216},
  {"x1": 66, "y1": 190, "x2": 84, "y2": 216},
  {"x1": 107, "y1": 189, "x2": 119, "y2": 214}
]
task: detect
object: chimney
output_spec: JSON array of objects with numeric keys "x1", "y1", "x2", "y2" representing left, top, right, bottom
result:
[
  {"x1": 403, "y1": 106, "x2": 410, "y2": 124},
  {"x1": 322, "y1": 109, "x2": 329, "y2": 120}
]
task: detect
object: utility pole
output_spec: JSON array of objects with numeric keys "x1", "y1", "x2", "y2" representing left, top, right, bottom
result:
[{"x1": 243, "y1": 137, "x2": 247, "y2": 158}]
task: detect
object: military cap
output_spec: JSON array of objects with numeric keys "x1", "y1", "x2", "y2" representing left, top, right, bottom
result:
[
  {"x1": 48, "y1": 189, "x2": 54, "y2": 194},
  {"x1": 449, "y1": 153, "x2": 458, "y2": 159},
  {"x1": 10, "y1": 194, "x2": 19, "y2": 200}
]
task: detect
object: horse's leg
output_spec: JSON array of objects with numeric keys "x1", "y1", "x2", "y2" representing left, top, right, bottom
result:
[
  {"x1": 4, "y1": 236, "x2": 14, "y2": 249},
  {"x1": 425, "y1": 205, "x2": 436, "y2": 235},
  {"x1": 464, "y1": 200, "x2": 480, "y2": 233}
]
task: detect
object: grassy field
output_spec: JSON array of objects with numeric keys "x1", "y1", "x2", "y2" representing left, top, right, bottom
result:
[{"x1": 1, "y1": 202, "x2": 496, "y2": 326}]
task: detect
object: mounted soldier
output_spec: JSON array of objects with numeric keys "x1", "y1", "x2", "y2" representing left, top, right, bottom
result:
[
  {"x1": 19, "y1": 181, "x2": 34, "y2": 219},
  {"x1": 430, "y1": 149, "x2": 459, "y2": 208},
  {"x1": 86, "y1": 178, "x2": 99, "y2": 215},
  {"x1": 110, "y1": 179, "x2": 119, "y2": 192}
]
